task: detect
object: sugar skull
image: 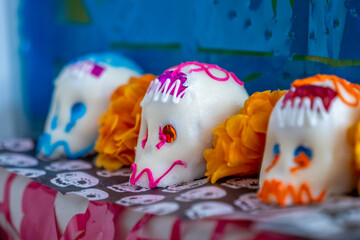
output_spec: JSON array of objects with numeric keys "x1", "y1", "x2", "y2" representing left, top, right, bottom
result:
[
  {"x1": 258, "y1": 75, "x2": 360, "y2": 206},
  {"x1": 37, "y1": 53, "x2": 142, "y2": 159},
  {"x1": 130, "y1": 61, "x2": 248, "y2": 188}
]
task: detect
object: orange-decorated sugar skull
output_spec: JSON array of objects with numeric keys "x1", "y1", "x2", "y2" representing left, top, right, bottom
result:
[{"x1": 258, "y1": 75, "x2": 360, "y2": 206}]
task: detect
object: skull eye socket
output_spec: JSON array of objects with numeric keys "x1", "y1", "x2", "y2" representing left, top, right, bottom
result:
[
  {"x1": 141, "y1": 130, "x2": 148, "y2": 149},
  {"x1": 162, "y1": 125, "x2": 176, "y2": 143},
  {"x1": 265, "y1": 144, "x2": 280, "y2": 172},
  {"x1": 290, "y1": 145, "x2": 312, "y2": 173},
  {"x1": 65, "y1": 102, "x2": 87, "y2": 133}
]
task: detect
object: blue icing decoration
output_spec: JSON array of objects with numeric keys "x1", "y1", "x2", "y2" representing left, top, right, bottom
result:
[
  {"x1": 65, "y1": 102, "x2": 86, "y2": 133},
  {"x1": 37, "y1": 133, "x2": 95, "y2": 159},
  {"x1": 273, "y1": 144, "x2": 280, "y2": 155},
  {"x1": 72, "y1": 52, "x2": 143, "y2": 74},
  {"x1": 294, "y1": 146, "x2": 312, "y2": 158},
  {"x1": 50, "y1": 115, "x2": 58, "y2": 130}
]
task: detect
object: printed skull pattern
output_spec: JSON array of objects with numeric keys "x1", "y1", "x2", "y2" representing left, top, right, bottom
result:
[
  {"x1": 185, "y1": 201, "x2": 234, "y2": 220},
  {"x1": 133, "y1": 202, "x2": 180, "y2": 215},
  {"x1": 162, "y1": 178, "x2": 207, "y2": 193},
  {"x1": 116, "y1": 194, "x2": 165, "y2": 206},
  {"x1": 2, "y1": 139, "x2": 339, "y2": 222},
  {"x1": 107, "y1": 182, "x2": 149, "y2": 193},
  {"x1": 221, "y1": 178, "x2": 259, "y2": 190},
  {"x1": 6, "y1": 168, "x2": 46, "y2": 178},
  {"x1": 0, "y1": 153, "x2": 38, "y2": 167},
  {"x1": 0, "y1": 138, "x2": 35, "y2": 152},
  {"x1": 50, "y1": 171, "x2": 99, "y2": 188},
  {"x1": 45, "y1": 160, "x2": 92, "y2": 171},
  {"x1": 96, "y1": 168, "x2": 133, "y2": 177},
  {"x1": 67, "y1": 188, "x2": 109, "y2": 201},
  {"x1": 175, "y1": 186, "x2": 227, "y2": 202}
]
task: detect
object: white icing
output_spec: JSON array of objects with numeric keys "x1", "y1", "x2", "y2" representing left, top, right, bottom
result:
[
  {"x1": 276, "y1": 96, "x2": 329, "y2": 128},
  {"x1": 141, "y1": 79, "x2": 187, "y2": 106}
]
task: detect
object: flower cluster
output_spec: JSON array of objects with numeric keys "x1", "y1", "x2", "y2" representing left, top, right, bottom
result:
[
  {"x1": 204, "y1": 90, "x2": 287, "y2": 183},
  {"x1": 95, "y1": 74, "x2": 156, "y2": 171}
]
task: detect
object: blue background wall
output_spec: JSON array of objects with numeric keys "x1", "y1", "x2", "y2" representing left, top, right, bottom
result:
[{"x1": 19, "y1": 0, "x2": 360, "y2": 135}]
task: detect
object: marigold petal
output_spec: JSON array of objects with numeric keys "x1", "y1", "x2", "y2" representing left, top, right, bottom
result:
[
  {"x1": 95, "y1": 74, "x2": 156, "y2": 171},
  {"x1": 204, "y1": 90, "x2": 286, "y2": 183}
]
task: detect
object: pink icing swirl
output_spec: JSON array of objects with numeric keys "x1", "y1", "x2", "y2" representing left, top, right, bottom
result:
[
  {"x1": 130, "y1": 160, "x2": 187, "y2": 188},
  {"x1": 167, "y1": 61, "x2": 244, "y2": 86}
]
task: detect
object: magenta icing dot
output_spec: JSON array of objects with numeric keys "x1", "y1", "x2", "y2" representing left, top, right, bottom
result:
[
  {"x1": 129, "y1": 160, "x2": 187, "y2": 188},
  {"x1": 282, "y1": 85, "x2": 337, "y2": 111},
  {"x1": 158, "y1": 70, "x2": 188, "y2": 97}
]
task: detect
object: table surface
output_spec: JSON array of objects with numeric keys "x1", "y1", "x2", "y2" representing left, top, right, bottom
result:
[{"x1": 1, "y1": 138, "x2": 360, "y2": 240}]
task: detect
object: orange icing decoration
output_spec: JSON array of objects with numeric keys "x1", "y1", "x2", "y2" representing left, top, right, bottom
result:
[
  {"x1": 292, "y1": 74, "x2": 360, "y2": 107},
  {"x1": 258, "y1": 179, "x2": 326, "y2": 206},
  {"x1": 290, "y1": 152, "x2": 312, "y2": 173},
  {"x1": 265, "y1": 154, "x2": 279, "y2": 172}
]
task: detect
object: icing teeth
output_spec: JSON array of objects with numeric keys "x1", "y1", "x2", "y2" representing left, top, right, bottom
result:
[
  {"x1": 282, "y1": 85, "x2": 337, "y2": 112},
  {"x1": 277, "y1": 96, "x2": 329, "y2": 128},
  {"x1": 277, "y1": 85, "x2": 336, "y2": 128}
]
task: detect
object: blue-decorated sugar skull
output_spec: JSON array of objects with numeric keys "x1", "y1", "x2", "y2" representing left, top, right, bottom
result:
[{"x1": 37, "y1": 53, "x2": 142, "y2": 159}]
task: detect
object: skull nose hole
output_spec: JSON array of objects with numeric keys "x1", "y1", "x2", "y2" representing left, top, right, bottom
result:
[
  {"x1": 65, "y1": 102, "x2": 87, "y2": 133},
  {"x1": 77, "y1": 180, "x2": 87, "y2": 185}
]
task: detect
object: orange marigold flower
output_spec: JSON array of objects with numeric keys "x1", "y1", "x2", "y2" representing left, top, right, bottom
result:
[
  {"x1": 95, "y1": 74, "x2": 156, "y2": 171},
  {"x1": 346, "y1": 119, "x2": 360, "y2": 194},
  {"x1": 204, "y1": 90, "x2": 287, "y2": 183}
]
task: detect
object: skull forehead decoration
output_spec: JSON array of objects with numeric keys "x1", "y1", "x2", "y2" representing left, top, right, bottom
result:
[
  {"x1": 37, "y1": 53, "x2": 142, "y2": 159},
  {"x1": 131, "y1": 61, "x2": 248, "y2": 188},
  {"x1": 258, "y1": 75, "x2": 360, "y2": 206}
]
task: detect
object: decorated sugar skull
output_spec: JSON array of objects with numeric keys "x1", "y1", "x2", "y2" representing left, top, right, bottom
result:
[
  {"x1": 258, "y1": 75, "x2": 360, "y2": 206},
  {"x1": 37, "y1": 53, "x2": 142, "y2": 159},
  {"x1": 130, "y1": 61, "x2": 248, "y2": 188}
]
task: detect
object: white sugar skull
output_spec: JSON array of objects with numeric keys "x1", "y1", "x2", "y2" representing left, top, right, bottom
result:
[
  {"x1": 162, "y1": 178, "x2": 207, "y2": 193},
  {"x1": 7, "y1": 168, "x2": 46, "y2": 178},
  {"x1": 37, "y1": 53, "x2": 142, "y2": 159},
  {"x1": 107, "y1": 182, "x2": 149, "y2": 193},
  {"x1": 67, "y1": 188, "x2": 109, "y2": 201},
  {"x1": 116, "y1": 194, "x2": 165, "y2": 206},
  {"x1": 45, "y1": 160, "x2": 92, "y2": 171},
  {"x1": 258, "y1": 75, "x2": 360, "y2": 206},
  {"x1": 133, "y1": 202, "x2": 179, "y2": 215},
  {"x1": 185, "y1": 201, "x2": 234, "y2": 220},
  {"x1": 50, "y1": 171, "x2": 99, "y2": 188},
  {"x1": 175, "y1": 186, "x2": 227, "y2": 202},
  {"x1": 0, "y1": 153, "x2": 38, "y2": 167},
  {"x1": 131, "y1": 62, "x2": 248, "y2": 188}
]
